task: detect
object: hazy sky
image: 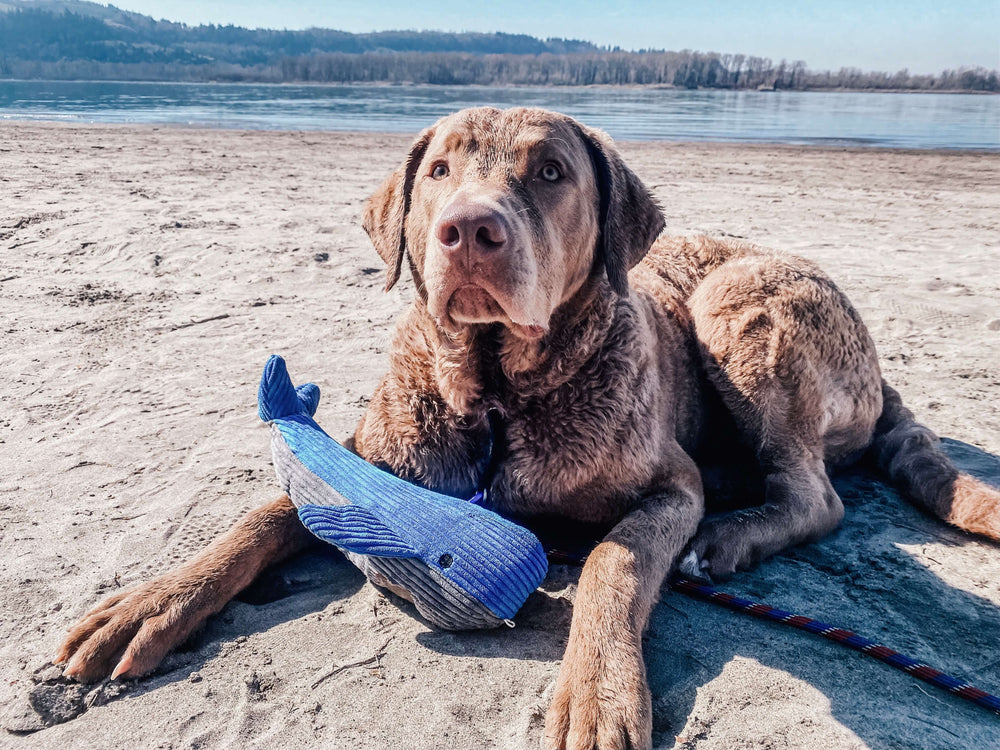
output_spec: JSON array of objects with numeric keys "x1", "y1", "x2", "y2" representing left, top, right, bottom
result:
[{"x1": 109, "y1": 1, "x2": 999, "y2": 74}]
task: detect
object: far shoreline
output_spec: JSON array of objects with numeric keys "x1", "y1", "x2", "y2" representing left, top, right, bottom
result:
[
  {"x1": 3, "y1": 77, "x2": 998, "y2": 95},
  {"x1": 3, "y1": 119, "x2": 999, "y2": 155}
]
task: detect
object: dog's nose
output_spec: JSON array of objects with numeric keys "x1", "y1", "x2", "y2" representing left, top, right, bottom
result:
[{"x1": 435, "y1": 202, "x2": 508, "y2": 258}]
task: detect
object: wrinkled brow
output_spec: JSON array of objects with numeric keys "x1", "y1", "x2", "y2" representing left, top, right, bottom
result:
[
  {"x1": 519, "y1": 136, "x2": 578, "y2": 159},
  {"x1": 440, "y1": 128, "x2": 480, "y2": 155},
  {"x1": 435, "y1": 124, "x2": 585, "y2": 177},
  {"x1": 512, "y1": 136, "x2": 591, "y2": 179}
]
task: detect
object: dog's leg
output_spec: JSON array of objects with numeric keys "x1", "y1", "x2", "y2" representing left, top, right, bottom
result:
[
  {"x1": 56, "y1": 494, "x2": 314, "y2": 682},
  {"x1": 683, "y1": 256, "x2": 881, "y2": 580},
  {"x1": 682, "y1": 451, "x2": 845, "y2": 580},
  {"x1": 544, "y1": 456, "x2": 702, "y2": 750}
]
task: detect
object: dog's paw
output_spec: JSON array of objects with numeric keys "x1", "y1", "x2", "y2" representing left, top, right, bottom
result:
[
  {"x1": 55, "y1": 572, "x2": 215, "y2": 682},
  {"x1": 543, "y1": 633, "x2": 651, "y2": 750},
  {"x1": 677, "y1": 550, "x2": 713, "y2": 583},
  {"x1": 683, "y1": 516, "x2": 760, "y2": 581}
]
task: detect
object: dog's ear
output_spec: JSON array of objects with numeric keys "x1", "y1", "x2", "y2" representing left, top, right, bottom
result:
[
  {"x1": 362, "y1": 128, "x2": 434, "y2": 292},
  {"x1": 575, "y1": 125, "x2": 665, "y2": 296}
]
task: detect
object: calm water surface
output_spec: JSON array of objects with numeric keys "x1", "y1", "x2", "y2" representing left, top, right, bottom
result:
[{"x1": 1, "y1": 80, "x2": 997, "y2": 150}]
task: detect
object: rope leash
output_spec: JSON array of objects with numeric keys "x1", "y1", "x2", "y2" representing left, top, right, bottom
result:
[{"x1": 669, "y1": 576, "x2": 1000, "y2": 716}]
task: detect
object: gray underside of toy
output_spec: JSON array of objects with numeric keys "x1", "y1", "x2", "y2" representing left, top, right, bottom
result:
[{"x1": 272, "y1": 431, "x2": 506, "y2": 629}]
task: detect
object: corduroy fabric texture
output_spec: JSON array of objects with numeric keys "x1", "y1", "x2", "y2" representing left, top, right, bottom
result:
[{"x1": 258, "y1": 355, "x2": 548, "y2": 629}]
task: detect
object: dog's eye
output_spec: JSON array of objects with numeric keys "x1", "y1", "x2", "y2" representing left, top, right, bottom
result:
[
  {"x1": 431, "y1": 163, "x2": 449, "y2": 180},
  {"x1": 539, "y1": 163, "x2": 563, "y2": 182}
]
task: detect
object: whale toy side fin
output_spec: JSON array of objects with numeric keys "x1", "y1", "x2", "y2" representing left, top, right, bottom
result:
[{"x1": 298, "y1": 504, "x2": 418, "y2": 558}]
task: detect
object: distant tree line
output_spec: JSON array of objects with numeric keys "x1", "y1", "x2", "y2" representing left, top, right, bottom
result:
[
  {"x1": 0, "y1": 4, "x2": 997, "y2": 92},
  {"x1": 5, "y1": 51, "x2": 996, "y2": 93},
  {"x1": 269, "y1": 52, "x2": 999, "y2": 92}
]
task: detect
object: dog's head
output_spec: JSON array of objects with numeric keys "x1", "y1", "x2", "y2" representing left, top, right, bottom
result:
[{"x1": 363, "y1": 107, "x2": 664, "y2": 340}]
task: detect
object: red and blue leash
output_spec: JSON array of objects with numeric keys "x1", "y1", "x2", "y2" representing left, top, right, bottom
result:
[{"x1": 669, "y1": 576, "x2": 1000, "y2": 716}]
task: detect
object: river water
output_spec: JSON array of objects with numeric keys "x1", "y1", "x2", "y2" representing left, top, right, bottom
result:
[{"x1": 1, "y1": 80, "x2": 997, "y2": 149}]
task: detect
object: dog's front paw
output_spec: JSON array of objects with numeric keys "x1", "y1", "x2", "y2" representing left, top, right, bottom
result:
[
  {"x1": 543, "y1": 633, "x2": 651, "y2": 750},
  {"x1": 55, "y1": 571, "x2": 218, "y2": 682}
]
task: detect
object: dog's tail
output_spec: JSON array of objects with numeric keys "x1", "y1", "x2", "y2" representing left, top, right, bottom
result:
[{"x1": 871, "y1": 380, "x2": 999, "y2": 540}]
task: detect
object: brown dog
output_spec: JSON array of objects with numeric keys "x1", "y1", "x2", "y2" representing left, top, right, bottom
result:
[{"x1": 56, "y1": 107, "x2": 1000, "y2": 750}]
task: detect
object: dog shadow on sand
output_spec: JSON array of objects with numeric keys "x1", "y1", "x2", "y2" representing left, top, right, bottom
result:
[{"x1": 421, "y1": 438, "x2": 1000, "y2": 750}]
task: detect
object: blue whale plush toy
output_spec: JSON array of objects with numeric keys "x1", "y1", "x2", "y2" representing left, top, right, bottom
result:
[{"x1": 257, "y1": 355, "x2": 548, "y2": 629}]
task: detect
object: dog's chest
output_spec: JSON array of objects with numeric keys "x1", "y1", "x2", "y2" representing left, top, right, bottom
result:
[{"x1": 486, "y1": 389, "x2": 661, "y2": 525}]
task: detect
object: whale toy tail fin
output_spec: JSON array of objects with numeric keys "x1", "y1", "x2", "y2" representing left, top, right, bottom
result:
[{"x1": 258, "y1": 354, "x2": 320, "y2": 422}]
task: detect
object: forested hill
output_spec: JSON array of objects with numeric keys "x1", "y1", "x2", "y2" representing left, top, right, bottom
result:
[
  {"x1": 0, "y1": 0, "x2": 598, "y2": 64},
  {"x1": 1, "y1": 0, "x2": 997, "y2": 91}
]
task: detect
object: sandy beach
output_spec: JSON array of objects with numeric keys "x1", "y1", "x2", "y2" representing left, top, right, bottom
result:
[{"x1": 1, "y1": 122, "x2": 998, "y2": 749}]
